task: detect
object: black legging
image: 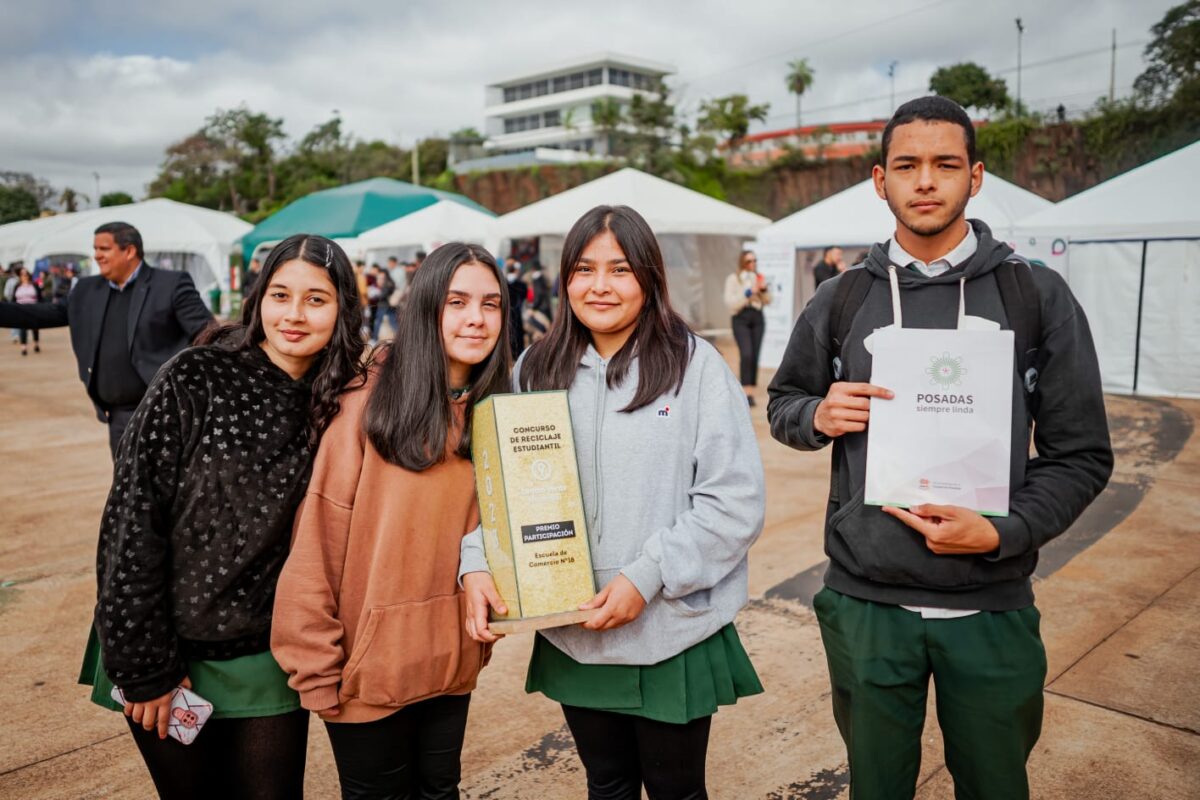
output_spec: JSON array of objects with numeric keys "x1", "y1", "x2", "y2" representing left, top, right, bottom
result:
[
  {"x1": 731, "y1": 307, "x2": 765, "y2": 387},
  {"x1": 324, "y1": 693, "x2": 471, "y2": 800},
  {"x1": 561, "y1": 704, "x2": 712, "y2": 800},
  {"x1": 125, "y1": 709, "x2": 309, "y2": 800},
  {"x1": 18, "y1": 328, "x2": 38, "y2": 345}
]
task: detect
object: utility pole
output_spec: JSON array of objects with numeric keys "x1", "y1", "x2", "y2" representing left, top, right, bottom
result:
[
  {"x1": 93, "y1": 172, "x2": 100, "y2": 205},
  {"x1": 1015, "y1": 18, "x2": 1025, "y2": 117},
  {"x1": 888, "y1": 61, "x2": 899, "y2": 112},
  {"x1": 411, "y1": 140, "x2": 420, "y2": 186},
  {"x1": 1109, "y1": 28, "x2": 1117, "y2": 103}
]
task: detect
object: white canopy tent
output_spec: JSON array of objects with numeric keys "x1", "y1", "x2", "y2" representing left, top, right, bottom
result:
[
  {"x1": 16, "y1": 199, "x2": 251, "y2": 295},
  {"x1": 356, "y1": 201, "x2": 498, "y2": 265},
  {"x1": 1013, "y1": 141, "x2": 1200, "y2": 398},
  {"x1": 752, "y1": 174, "x2": 1053, "y2": 368},
  {"x1": 493, "y1": 168, "x2": 770, "y2": 329},
  {"x1": 0, "y1": 210, "x2": 108, "y2": 269}
]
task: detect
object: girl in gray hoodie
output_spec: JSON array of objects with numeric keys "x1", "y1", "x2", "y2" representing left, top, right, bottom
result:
[{"x1": 462, "y1": 205, "x2": 766, "y2": 800}]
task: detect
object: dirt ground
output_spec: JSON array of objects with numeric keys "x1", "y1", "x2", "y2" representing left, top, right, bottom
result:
[{"x1": 1, "y1": 328, "x2": 1197, "y2": 799}]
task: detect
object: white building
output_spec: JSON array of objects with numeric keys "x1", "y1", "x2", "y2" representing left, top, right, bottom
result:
[{"x1": 478, "y1": 53, "x2": 675, "y2": 163}]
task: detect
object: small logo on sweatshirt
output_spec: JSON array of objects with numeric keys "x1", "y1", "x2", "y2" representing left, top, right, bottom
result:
[
  {"x1": 919, "y1": 478, "x2": 931, "y2": 490},
  {"x1": 657, "y1": 405, "x2": 671, "y2": 418}
]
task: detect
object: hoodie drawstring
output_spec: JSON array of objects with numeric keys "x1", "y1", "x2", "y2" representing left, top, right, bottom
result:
[{"x1": 887, "y1": 264, "x2": 967, "y2": 329}]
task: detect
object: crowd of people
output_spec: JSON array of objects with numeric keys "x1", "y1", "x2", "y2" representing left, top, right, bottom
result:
[{"x1": 0, "y1": 96, "x2": 1116, "y2": 800}]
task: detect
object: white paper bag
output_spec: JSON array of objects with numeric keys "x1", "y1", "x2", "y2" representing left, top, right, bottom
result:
[{"x1": 864, "y1": 326, "x2": 1014, "y2": 516}]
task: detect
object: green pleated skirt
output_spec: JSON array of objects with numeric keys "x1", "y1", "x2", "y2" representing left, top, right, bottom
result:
[
  {"x1": 526, "y1": 623, "x2": 763, "y2": 724},
  {"x1": 79, "y1": 626, "x2": 300, "y2": 720}
]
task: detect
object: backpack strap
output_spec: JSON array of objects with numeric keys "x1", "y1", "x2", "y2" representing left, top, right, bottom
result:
[
  {"x1": 993, "y1": 257, "x2": 1043, "y2": 414},
  {"x1": 827, "y1": 267, "x2": 874, "y2": 381}
]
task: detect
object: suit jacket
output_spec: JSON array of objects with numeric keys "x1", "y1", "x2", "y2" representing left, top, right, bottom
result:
[
  {"x1": 0, "y1": 264, "x2": 213, "y2": 420},
  {"x1": 813, "y1": 260, "x2": 838, "y2": 289}
]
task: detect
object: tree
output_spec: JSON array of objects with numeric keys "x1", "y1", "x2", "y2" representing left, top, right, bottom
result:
[
  {"x1": 785, "y1": 58, "x2": 815, "y2": 129},
  {"x1": 100, "y1": 191, "x2": 134, "y2": 207},
  {"x1": 929, "y1": 62, "x2": 1010, "y2": 113},
  {"x1": 149, "y1": 131, "x2": 227, "y2": 209},
  {"x1": 591, "y1": 98, "x2": 624, "y2": 156},
  {"x1": 0, "y1": 171, "x2": 54, "y2": 209},
  {"x1": 59, "y1": 187, "x2": 87, "y2": 212},
  {"x1": 1134, "y1": 0, "x2": 1200, "y2": 103},
  {"x1": 0, "y1": 186, "x2": 39, "y2": 224},
  {"x1": 623, "y1": 79, "x2": 679, "y2": 174},
  {"x1": 697, "y1": 94, "x2": 770, "y2": 150}
]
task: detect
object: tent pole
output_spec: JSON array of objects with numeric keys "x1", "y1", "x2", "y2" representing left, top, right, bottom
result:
[{"x1": 1132, "y1": 240, "x2": 1148, "y2": 393}]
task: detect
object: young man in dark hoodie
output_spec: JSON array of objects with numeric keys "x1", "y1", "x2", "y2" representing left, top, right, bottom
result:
[{"x1": 767, "y1": 96, "x2": 1113, "y2": 799}]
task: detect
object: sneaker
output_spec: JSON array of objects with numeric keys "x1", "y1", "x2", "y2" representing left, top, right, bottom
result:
[
  {"x1": 746, "y1": 395, "x2": 756, "y2": 407},
  {"x1": 34, "y1": 344, "x2": 40, "y2": 353},
  {"x1": 21, "y1": 348, "x2": 27, "y2": 356}
]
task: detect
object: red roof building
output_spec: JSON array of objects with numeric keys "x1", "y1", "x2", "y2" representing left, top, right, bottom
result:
[
  {"x1": 726, "y1": 118, "x2": 988, "y2": 167},
  {"x1": 725, "y1": 120, "x2": 887, "y2": 167}
]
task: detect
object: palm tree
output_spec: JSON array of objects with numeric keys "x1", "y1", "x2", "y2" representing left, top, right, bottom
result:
[
  {"x1": 785, "y1": 58, "x2": 815, "y2": 130},
  {"x1": 59, "y1": 187, "x2": 88, "y2": 212}
]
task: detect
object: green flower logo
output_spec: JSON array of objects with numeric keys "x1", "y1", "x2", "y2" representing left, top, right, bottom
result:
[{"x1": 926, "y1": 352, "x2": 967, "y2": 387}]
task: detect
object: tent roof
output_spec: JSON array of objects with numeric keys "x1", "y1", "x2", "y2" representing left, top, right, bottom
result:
[
  {"x1": 757, "y1": 173, "x2": 1052, "y2": 248},
  {"x1": 356, "y1": 200, "x2": 496, "y2": 250},
  {"x1": 1014, "y1": 140, "x2": 1200, "y2": 241},
  {"x1": 493, "y1": 168, "x2": 770, "y2": 239},
  {"x1": 242, "y1": 178, "x2": 492, "y2": 259},
  {"x1": 24, "y1": 198, "x2": 251, "y2": 264}
]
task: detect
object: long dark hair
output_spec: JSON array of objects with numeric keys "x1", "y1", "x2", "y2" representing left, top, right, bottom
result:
[
  {"x1": 202, "y1": 233, "x2": 366, "y2": 443},
  {"x1": 364, "y1": 243, "x2": 511, "y2": 471},
  {"x1": 520, "y1": 205, "x2": 692, "y2": 412}
]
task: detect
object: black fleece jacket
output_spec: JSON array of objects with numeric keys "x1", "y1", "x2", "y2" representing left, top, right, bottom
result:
[
  {"x1": 767, "y1": 220, "x2": 1113, "y2": 610},
  {"x1": 94, "y1": 344, "x2": 315, "y2": 701}
]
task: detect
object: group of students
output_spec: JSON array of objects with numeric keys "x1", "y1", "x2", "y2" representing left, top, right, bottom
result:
[
  {"x1": 83, "y1": 204, "x2": 764, "y2": 800},
  {"x1": 81, "y1": 95, "x2": 1113, "y2": 800}
]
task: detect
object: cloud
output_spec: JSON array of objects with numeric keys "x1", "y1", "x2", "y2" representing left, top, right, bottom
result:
[{"x1": 0, "y1": 0, "x2": 1176, "y2": 201}]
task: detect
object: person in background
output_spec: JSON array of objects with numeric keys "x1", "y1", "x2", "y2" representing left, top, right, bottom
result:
[
  {"x1": 505, "y1": 258, "x2": 527, "y2": 359},
  {"x1": 3, "y1": 266, "x2": 19, "y2": 343},
  {"x1": 527, "y1": 259, "x2": 552, "y2": 318},
  {"x1": 84, "y1": 234, "x2": 366, "y2": 799},
  {"x1": 244, "y1": 257, "x2": 263, "y2": 293},
  {"x1": 0, "y1": 222, "x2": 213, "y2": 457},
  {"x1": 12, "y1": 267, "x2": 42, "y2": 355},
  {"x1": 369, "y1": 263, "x2": 399, "y2": 344},
  {"x1": 725, "y1": 250, "x2": 772, "y2": 407},
  {"x1": 813, "y1": 246, "x2": 845, "y2": 289}
]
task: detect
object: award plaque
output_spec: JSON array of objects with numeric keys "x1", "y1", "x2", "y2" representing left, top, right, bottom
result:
[{"x1": 472, "y1": 391, "x2": 597, "y2": 634}]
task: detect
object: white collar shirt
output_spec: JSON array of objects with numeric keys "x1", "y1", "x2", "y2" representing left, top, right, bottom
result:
[{"x1": 888, "y1": 224, "x2": 977, "y2": 278}]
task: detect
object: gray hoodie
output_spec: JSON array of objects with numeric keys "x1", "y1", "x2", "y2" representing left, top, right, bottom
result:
[
  {"x1": 460, "y1": 336, "x2": 765, "y2": 665},
  {"x1": 767, "y1": 220, "x2": 1113, "y2": 610}
]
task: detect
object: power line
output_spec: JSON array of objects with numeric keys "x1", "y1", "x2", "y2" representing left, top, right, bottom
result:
[
  {"x1": 683, "y1": 0, "x2": 962, "y2": 87},
  {"x1": 748, "y1": 38, "x2": 1149, "y2": 128}
]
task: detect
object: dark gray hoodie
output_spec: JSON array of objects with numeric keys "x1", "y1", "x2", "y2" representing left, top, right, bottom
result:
[{"x1": 767, "y1": 220, "x2": 1113, "y2": 610}]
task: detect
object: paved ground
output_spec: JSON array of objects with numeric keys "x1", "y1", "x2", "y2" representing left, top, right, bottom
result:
[{"x1": 1, "y1": 328, "x2": 1197, "y2": 799}]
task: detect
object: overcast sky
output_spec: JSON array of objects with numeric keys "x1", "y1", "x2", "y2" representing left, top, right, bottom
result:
[{"x1": 0, "y1": 0, "x2": 1177, "y2": 203}]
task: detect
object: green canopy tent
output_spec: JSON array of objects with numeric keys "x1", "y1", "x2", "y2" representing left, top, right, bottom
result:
[{"x1": 241, "y1": 178, "x2": 491, "y2": 262}]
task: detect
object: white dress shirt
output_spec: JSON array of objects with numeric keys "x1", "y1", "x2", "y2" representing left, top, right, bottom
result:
[{"x1": 887, "y1": 222, "x2": 982, "y2": 620}]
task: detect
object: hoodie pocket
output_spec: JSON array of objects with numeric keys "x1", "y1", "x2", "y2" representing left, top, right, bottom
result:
[
  {"x1": 340, "y1": 593, "x2": 484, "y2": 707},
  {"x1": 825, "y1": 490, "x2": 976, "y2": 588}
]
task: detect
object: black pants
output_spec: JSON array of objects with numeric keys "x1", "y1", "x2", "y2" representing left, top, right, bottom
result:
[
  {"x1": 561, "y1": 705, "x2": 712, "y2": 800},
  {"x1": 324, "y1": 693, "x2": 471, "y2": 800},
  {"x1": 731, "y1": 307, "x2": 765, "y2": 386},
  {"x1": 126, "y1": 709, "x2": 309, "y2": 800},
  {"x1": 106, "y1": 404, "x2": 139, "y2": 459},
  {"x1": 18, "y1": 328, "x2": 38, "y2": 345}
]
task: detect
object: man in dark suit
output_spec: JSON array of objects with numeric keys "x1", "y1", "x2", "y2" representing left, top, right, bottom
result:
[
  {"x1": 813, "y1": 246, "x2": 846, "y2": 289},
  {"x1": 0, "y1": 221, "x2": 213, "y2": 456}
]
